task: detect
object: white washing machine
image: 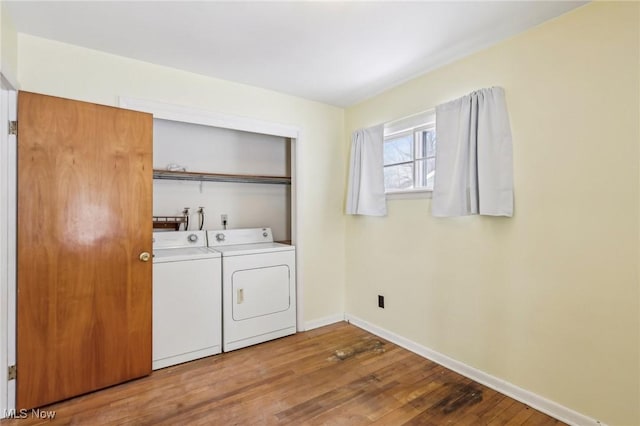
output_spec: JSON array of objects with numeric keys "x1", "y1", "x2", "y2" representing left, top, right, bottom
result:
[
  {"x1": 208, "y1": 228, "x2": 296, "y2": 352},
  {"x1": 152, "y1": 230, "x2": 222, "y2": 369}
]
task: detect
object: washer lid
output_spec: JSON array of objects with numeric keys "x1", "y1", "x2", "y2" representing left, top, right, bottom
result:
[
  {"x1": 212, "y1": 242, "x2": 295, "y2": 256},
  {"x1": 153, "y1": 247, "x2": 221, "y2": 262}
]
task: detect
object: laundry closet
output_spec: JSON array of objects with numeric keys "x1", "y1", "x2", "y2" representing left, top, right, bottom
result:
[
  {"x1": 150, "y1": 114, "x2": 298, "y2": 367},
  {"x1": 152, "y1": 118, "x2": 292, "y2": 240}
]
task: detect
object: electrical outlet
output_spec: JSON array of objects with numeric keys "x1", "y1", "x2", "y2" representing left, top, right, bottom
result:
[
  {"x1": 221, "y1": 214, "x2": 228, "y2": 226},
  {"x1": 378, "y1": 295, "x2": 385, "y2": 309}
]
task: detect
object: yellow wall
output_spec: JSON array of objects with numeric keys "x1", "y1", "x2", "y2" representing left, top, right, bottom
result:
[
  {"x1": 16, "y1": 34, "x2": 347, "y2": 325},
  {"x1": 345, "y1": 3, "x2": 639, "y2": 425},
  {"x1": 0, "y1": 0, "x2": 18, "y2": 87}
]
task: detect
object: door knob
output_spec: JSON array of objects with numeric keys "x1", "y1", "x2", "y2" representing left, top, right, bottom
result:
[{"x1": 139, "y1": 252, "x2": 151, "y2": 262}]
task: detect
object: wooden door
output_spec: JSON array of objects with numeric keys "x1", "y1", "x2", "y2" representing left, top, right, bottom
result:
[{"x1": 16, "y1": 92, "x2": 153, "y2": 409}]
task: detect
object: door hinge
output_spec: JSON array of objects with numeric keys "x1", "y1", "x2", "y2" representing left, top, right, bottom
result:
[
  {"x1": 8, "y1": 121, "x2": 17, "y2": 136},
  {"x1": 7, "y1": 365, "x2": 16, "y2": 380}
]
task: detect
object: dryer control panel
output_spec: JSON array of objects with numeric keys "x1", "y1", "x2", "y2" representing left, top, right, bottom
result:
[{"x1": 208, "y1": 228, "x2": 273, "y2": 247}]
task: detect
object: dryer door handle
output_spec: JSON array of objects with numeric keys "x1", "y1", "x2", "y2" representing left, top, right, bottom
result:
[{"x1": 237, "y1": 288, "x2": 244, "y2": 304}]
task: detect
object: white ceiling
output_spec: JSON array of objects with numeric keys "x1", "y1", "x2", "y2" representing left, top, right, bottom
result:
[{"x1": 5, "y1": 1, "x2": 586, "y2": 107}]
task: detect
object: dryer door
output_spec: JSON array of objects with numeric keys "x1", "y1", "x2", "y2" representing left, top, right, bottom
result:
[
  {"x1": 232, "y1": 265, "x2": 291, "y2": 320},
  {"x1": 222, "y1": 250, "x2": 296, "y2": 352}
]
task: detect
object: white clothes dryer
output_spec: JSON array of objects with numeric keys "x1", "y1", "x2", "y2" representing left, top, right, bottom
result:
[
  {"x1": 208, "y1": 228, "x2": 296, "y2": 352},
  {"x1": 152, "y1": 231, "x2": 222, "y2": 369}
]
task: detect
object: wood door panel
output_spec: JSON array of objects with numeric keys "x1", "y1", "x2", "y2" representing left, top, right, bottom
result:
[{"x1": 17, "y1": 92, "x2": 152, "y2": 409}]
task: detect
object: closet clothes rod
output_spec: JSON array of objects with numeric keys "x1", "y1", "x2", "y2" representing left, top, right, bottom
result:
[{"x1": 153, "y1": 169, "x2": 292, "y2": 185}]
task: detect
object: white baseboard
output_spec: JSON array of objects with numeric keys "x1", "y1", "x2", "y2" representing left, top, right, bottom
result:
[
  {"x1": 345, "y1": 314, "x2": 606, "y2": 426},
  {"x1": 304, "y1": 313, "x2": 345, "y2": 331}
]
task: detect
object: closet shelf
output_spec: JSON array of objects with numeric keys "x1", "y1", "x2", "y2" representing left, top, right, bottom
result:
[{"x1": 153, "y1": 169, "x2": 291, "y2": 185}]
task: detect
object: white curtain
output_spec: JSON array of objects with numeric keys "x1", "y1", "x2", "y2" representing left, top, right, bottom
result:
[
  {"x1": 432, "y1": 87, "x2": 514, "y2": 217},
  {"x1": 346, "y1": 124, "x2": 387, "y2": 216}
]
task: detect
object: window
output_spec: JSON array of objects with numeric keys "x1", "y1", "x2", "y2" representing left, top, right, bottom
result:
[{"x1": 383, "y1": 113, "x2": 436, "y2": 193}]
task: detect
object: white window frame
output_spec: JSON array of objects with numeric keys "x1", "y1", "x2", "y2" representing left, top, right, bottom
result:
[{"x1": 383, "y1": 113, "x2": 436, "y2": 200}]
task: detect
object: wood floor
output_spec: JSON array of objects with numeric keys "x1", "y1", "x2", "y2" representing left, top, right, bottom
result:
[{"x1": 2, "y1": 322, "x2": 565, "y2": 425}]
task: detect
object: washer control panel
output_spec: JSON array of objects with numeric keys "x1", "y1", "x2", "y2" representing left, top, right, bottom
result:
[{"x1": 153, "y1": 230, "x2": 207, "y2": 249}]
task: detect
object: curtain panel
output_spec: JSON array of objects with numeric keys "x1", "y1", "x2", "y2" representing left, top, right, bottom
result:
[
  {"x1": 432, "y1": 87, "x2": 514, "y2": 217},
  {"x1": 345, "y1": 124, "x2": 387, "y2": 216}
]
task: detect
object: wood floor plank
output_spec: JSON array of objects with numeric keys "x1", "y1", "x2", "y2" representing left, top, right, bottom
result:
[
  {"x1": 487, "y1": 399, "x2": 527, "y2": 426},
  {"x1": 523, "y1": 409, "x2": 567, "y2": 426},
  {"x1": 0, "y1": 322, "x2": 565, "y2": 426},
  {"x1": 371, "y1": 403, "x2": 423, "y2": 425},
  {"x1": 504, "y1": 405, "x2": 537, "y2": 425},
  {"x1": 455, "y1": 389, "x2": 507, "y2": 425}
]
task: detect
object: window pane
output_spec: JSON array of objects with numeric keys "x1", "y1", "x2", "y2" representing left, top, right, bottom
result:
[
  {"x1": 383, "y1": 134, "x2": 413, "y2": 165},
  {"x1": 416, "y1": 158, "x2": 435, "y2": 190},
  {"x1": 384, "y1": 164, "x2": 413, "y2": 191},
  {"x1": 416, "y1": 128, "x2": 436, "y2": 159}
]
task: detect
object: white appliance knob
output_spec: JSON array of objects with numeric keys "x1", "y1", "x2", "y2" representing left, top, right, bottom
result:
[
  {"x1": 263, "y1": 232, "x2": 268, "y2": 237},
  {"x1": 216, "y1": 233, "x2": 225, "y2": 242},
  {"x1": 188, "y1": 234, "x2": 198, "y2": 243}
]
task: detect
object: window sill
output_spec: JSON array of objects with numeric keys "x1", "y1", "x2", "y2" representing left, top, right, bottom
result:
[{"x1": 385, "y1": 189, "x2": 433, "y2": 200}]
